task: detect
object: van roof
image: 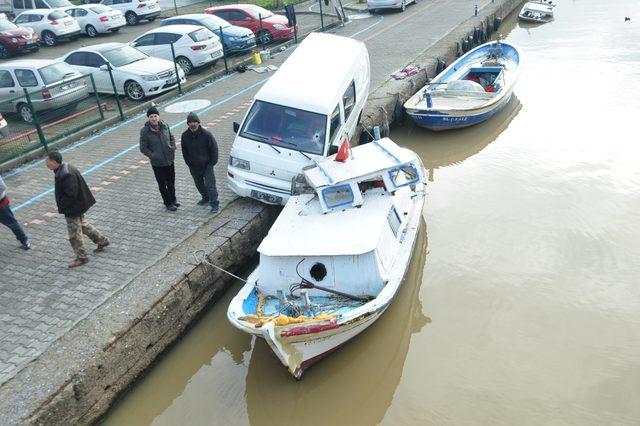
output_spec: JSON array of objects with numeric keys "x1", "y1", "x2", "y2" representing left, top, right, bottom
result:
[{"x1": 254, "y1": 33, "x2": 367, "y2": 115}]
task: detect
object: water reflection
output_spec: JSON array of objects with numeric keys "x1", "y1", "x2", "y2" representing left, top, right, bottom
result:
[
  {"x1": 397, "y1": 96, "x2": 521, "y2": 180},
  {"x1": 245, "y1": 221, "x2": 429, "y2": 426}
]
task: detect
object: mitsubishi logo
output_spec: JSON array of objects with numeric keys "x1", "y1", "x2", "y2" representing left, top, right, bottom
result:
[{"x1": 270, "y1": 170, "x2": 276, "y2": 176}]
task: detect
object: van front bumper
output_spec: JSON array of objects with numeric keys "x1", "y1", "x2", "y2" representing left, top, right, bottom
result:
[{"x1": 227, "y1": 166, "x2": 291, "y2": 205}]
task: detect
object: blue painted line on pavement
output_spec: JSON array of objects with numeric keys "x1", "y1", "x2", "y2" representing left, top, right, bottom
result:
[{"x1": 11, "y1": 14, "x2": 387, "y2": 212}]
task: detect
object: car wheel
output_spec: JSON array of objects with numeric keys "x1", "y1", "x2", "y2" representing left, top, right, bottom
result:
[
  {"x1": 125, "y1": 11, "x2": 138, "y2": 25},
  {"x1": 17, "y1": 103, "x2": 34, "y2": 124},
  {"x1": 42, "y1": 31, "x2": 57, "y2": 46},
  {"x1": 86, "y1": 25, "x2": 98, "y2": 38},
  {"x1": 125, "y1": 80, "x2": 145, "y2": 101},
  {"x1": 0, "y1": 44, "x2": 10, "y2": 60},
  {"x1": 176, "y1": 57, "x2": 193, "y2": 75},
  {"x1": 258, "y1": 29, "x2": 273, "y2": 44},
  {"x1": 400, "y1": 0, "x2": 406, "y2": 11}
]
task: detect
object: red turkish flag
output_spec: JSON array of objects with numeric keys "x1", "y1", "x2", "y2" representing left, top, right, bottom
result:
[{"x1": 334, "y1": 138, "x2": 350, "y2": 162}]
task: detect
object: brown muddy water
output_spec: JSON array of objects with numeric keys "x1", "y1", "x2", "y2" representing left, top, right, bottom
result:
[{"x1": 103, "y1": 1, "x2": 640, "y2": 424}]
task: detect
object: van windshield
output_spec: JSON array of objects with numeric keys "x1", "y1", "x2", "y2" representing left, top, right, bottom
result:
[{"x1": 240, "y1": 100, "x2": 327, "y2": 156}]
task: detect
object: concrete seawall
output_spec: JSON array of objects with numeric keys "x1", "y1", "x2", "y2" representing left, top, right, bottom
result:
[{"x1": 0, "y1": 1, "x2": 523, "y2": 423}]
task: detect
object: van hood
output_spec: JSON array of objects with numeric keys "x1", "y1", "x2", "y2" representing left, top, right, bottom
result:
[{"x1": 119, "y1": 56, "x2": 175, "y2": 75}]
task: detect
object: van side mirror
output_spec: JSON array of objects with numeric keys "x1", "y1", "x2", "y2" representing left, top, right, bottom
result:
[
  {"x1": 328, "y1": 145, "x2": 338, "y2": 156},
  {"x1": 233, "y1": 121, "x2": 240, "y2": 133}
]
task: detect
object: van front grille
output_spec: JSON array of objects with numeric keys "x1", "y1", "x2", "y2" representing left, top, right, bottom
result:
[{"x1": 246, "y1": 179, "x2": 291, "y2": 195}]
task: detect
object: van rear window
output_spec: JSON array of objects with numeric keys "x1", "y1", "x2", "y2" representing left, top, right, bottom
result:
[{"x1": 240, "y1": 100, "x2": 327, "y2": 156}]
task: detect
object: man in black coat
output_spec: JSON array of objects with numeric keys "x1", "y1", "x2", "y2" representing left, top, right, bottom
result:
[
  {"x1": 139, "y1": 106, "x2": 180, "y2": 211},
  {"x1": 181, "y1": 112, "x2": 219, "y2": 213},
  {"x1": 45, "y1": 151, "x2": 109, "y2": 268}
]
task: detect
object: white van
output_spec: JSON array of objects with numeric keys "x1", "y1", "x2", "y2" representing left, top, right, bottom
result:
[{"x1": 227, "y1": 32, "x2": 370, "y2": 205}]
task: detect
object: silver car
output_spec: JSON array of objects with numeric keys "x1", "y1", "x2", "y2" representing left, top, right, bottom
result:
[
  {"x1": 367, "y1": 0, "x2": 416, "y2": 13},
  {"x1": 0, "y1": 59, "x2": 89, "y2": 123}
]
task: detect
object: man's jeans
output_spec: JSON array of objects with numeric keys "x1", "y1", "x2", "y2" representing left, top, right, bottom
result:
[
  {"x1": 0, "y1": 202, "x2": 28, "y2": 245},
  {"x1": 189, "y1": 165, "x2": 219, "y2": 208}
]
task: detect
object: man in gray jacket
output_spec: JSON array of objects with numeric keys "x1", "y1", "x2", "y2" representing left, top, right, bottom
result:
[
  {"x1": 0, "y1": 174, "x2": 30, "y2": 250},
  {"x1": 139, "y1": 106, "x2": 180, "y2": 211}
]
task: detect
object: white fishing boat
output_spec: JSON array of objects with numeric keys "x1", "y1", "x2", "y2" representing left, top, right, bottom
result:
[
  {"x1": 518, "y1": 1, "x2": 554, "y2": 23},
  {"x1": 227, "y1": 137, "x2": 427, "y2": 379},
  {"x1": 404, "y1": 40, "x2": 522, "y2": 131}
]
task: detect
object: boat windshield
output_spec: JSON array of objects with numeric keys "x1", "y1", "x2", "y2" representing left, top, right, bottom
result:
[{"x1": 240, "y1": 100, "x2": 327, "y2": 156}]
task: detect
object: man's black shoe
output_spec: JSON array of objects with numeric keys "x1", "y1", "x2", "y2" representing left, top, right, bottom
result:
[
  {"x1": 197, "y1": 198, "x2": 209, "y2": 206},
  {"x1": 166, "y1": 204, "x2": 178, "y2": 211}
]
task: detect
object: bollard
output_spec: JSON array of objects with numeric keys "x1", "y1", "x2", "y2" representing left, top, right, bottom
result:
[
  {"x1": 106, "y1": 63, "x2": 124, "y2": 121},
  {"x1": 219, "y1": 26, "x2": 228, "y2": 74},
  {"x1": 170, "y1": 42, "x2": 182, "y2": 94},
  {"x1": 373, "y1": 126, "x2": 381, "y2": 140},
  {"x1": 474, "y1": 4, "x2": 478, "y2": 16}
]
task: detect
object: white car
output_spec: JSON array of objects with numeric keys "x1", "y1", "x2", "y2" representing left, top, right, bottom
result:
[
  {"x1": 99, "y1": 0, "x2": 161, "y2": 26},
  {"x1": 13, "y1": 9, "x2": 80, "y2": 46},
  {"x1": 130, "y1": 25, "x2": 223, "y2": 75},
  {"x1": 367, "y1": 0, "x2": 416, "y2": 13},
  {"x1": 60, "y1": 42, "x2": 186, "y2": 101},
  {"x1": 63, "y1": 4, "x2": 126, "y2": 38}
]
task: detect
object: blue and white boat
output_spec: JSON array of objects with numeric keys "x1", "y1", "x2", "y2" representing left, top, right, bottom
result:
[{"x1": 404, "y1": 40, "x2": 522, "y2": 131}]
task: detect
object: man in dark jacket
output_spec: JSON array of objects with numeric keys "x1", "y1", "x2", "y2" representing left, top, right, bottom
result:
[
  {"x1": 0, "y1": 175, "x2": 30, "y2": 250},
  {"x1": 139, "y1": 106, "x2": 180, "y2": 211},
  {"x1": 45, "y1": 151, "x2": 109, "y2": 268},
  {"x1": 181, "y1": 112, "x2": 219, "y2": 213}
]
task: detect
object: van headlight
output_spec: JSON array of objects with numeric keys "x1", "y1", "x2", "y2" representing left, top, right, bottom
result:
[{"x1": 230, "y1": 156, "x2": 250, "y2": 170}]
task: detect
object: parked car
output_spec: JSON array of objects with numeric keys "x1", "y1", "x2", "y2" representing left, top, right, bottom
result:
[
  {"x1": 367, "y1": 0, "x2": 416, "y2": 13},
  {"x1": 0, "y1": 59, "x2": 88, "y2": 123},
  {"x1": 130, "y1": 25, "x2": 223, "y2": 75},
  {"x1": 63, "y1": 4, "x2": 125, "y2": 38},
  {"x1": 0, "y1": 112, "x2": 7, "y2": 137},
  {"x1": 13, "y1": 9, "x2": 80, "y2": 46},
  {"x1": 204, "y1": 4, "x2": 297, "y2": 44},
  {"x1": 2, "y1": 0, "x2": 73, "y2": 17},
  {"x1": 160, "y1": 13, "x2": 256, "y2": 54},
  {"x1": 60, "y1": 42, "x2": 186, "y2": 101},
  {"x1": 99, "y1": 0, "x2": 160, "y2": 26},
  {"x1": 0, "y1": 16, "x2": 40, "y2": 59}
]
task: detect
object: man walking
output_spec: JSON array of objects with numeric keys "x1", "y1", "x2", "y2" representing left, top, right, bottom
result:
[
  {"x1": 181, "y1": 112, "x2": 219, "y2": 213},
  {"x1": 45, "y1": 151, "x2": 109, "y2": 268},
  {"x1": 0, "y1": 175, "x2": 30, "y2": 250},
  {"x1": 139, "y1": 106, "x2": 180, "y2": 211}
]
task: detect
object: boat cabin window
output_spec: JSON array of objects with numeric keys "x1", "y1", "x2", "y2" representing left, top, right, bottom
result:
[
  {"x1": 358, "y1": 176, "x2": 385, "y2": 193},
  {"x1": 387, "y1": 207, "x2": 401, "y2": 237},
  {"x1": 240, "y1": 100, "x2": 327, "y2": 155},
  {"x1": 328, "y1": 105, "x2": 341, "y2": 145},
  {"x1": 388, "y1": 164, "x2": 419, "y2": 188},
  {"x1": 342, "y1": 81, "x2": 356, "y2": 120},
  {"x1": 322, "y1": 184, "x2": 354, "y2": 209}
]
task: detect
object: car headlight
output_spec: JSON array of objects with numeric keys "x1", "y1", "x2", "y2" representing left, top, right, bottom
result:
[
  {"x1": 230, "y1": 156, "x2": 250, "y2": 170},
  {"x1": 11, "y1": 38, "x2": 18, "y2": 43},
  {"x1": 142, "y1": 74, "x2": 159, "y2": 81},
  {"x1": 273, "y1": 24, "x2": 286, "y2": 30}
]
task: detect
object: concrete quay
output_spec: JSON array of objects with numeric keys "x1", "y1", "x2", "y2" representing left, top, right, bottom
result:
[{"x1": 0, "y1": 0, "x2": 523, "y2": 423}]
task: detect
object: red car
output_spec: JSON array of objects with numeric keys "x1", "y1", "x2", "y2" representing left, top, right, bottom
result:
[
  {"x1": 0, "y1": 18, "x2": 40, "y2": 59},
  {"x1": 204, "y1": 4, "x2": 298, "y2": 44}
]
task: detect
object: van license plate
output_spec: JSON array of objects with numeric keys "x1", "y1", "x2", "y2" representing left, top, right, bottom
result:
[{"x1": 250, "y1": 190, "x2": 282, "y2": 204}]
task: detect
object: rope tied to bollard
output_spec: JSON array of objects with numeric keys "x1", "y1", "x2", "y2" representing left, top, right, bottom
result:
[{"x1": 192, "y1": 250, "x2": 248, "y2": 283}]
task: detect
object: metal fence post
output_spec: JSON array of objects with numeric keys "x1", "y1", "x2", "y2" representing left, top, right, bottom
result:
[
  {"x1": 338, "y1": 0, "x2": 347, "y2": 23},
  {"x1": 294, "y1": 23, "x2": 298, "y2": 44},
  {"x1": 106, "y1": 63, "x2": 124, "y2": 121},
  {"x1": 258, "y1": 13, "x2": 264, "y2": 48},
  {"x1": 219, "y1": 26, "x2": 228, "y2": 74},
  {"x1": 170, "y1": 42, "x2": 183, "y2": 94},
  {"x1": 318, "y1": 0, "x2": 325, "y2": 31},
  {"x1": 88, "y1": 74, "x2": 104, "y2": 121},
  {"x1": 22, "y1": 88, "x2": 47, "y2": 152}
]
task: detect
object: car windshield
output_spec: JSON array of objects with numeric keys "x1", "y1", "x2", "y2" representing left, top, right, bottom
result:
[
  {"x1": 189, "y1": 28, "x2": 213, "y2": 42},
  {"x1": 47, "y1": 0, "x2": 72, "y2": 7},
  {"x1": 0, "y1": 20, "x2": 17, "y2": 31},
  {"x1": 89, "y1": 5, "x2": 110, "y2": 13},
  {"x1": 202, "y1": 15, "x2": 230, "y2": 29},
  {"x1": 240, "y1": 100, "x2": 327, "y2": 156},
  {"x1": 246, "y1": 6, "x2": 273, "y2": 19},
  {"x1": 38, "y1": 62, "x2": 78, "y2": 85},
  {"x1": 102, "y1": 46, "x2": 147, "y2": 67},
  {"x1": 48, "y1": 11, "x2": 68, "y2": 20}
]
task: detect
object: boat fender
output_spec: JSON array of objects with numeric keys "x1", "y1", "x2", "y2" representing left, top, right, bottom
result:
[
  {"x1": 436, "y1": 57, "x2": 446, "y2": 74},
  {"x1": 393, "y1": 98, "x2": 405, "y2": 127},
  {"x1": 494, "y1": 16, "x2": 502, "y2": 30}
]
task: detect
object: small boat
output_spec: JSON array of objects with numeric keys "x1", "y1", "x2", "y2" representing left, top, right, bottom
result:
[
  {"x1": 404, "y1": 40, "x2": 522, "y2": 131},
  {"x1": 518, "y1": 1, "x2": 555, "y2": 23},
  {"x1": 227, "y1": 137, "x2": 427, "y2": 379}
]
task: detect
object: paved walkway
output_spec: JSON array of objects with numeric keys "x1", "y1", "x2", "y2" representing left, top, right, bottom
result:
[{"x1": 0, "y1": 0, "x2": 494, "y2": 386}]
